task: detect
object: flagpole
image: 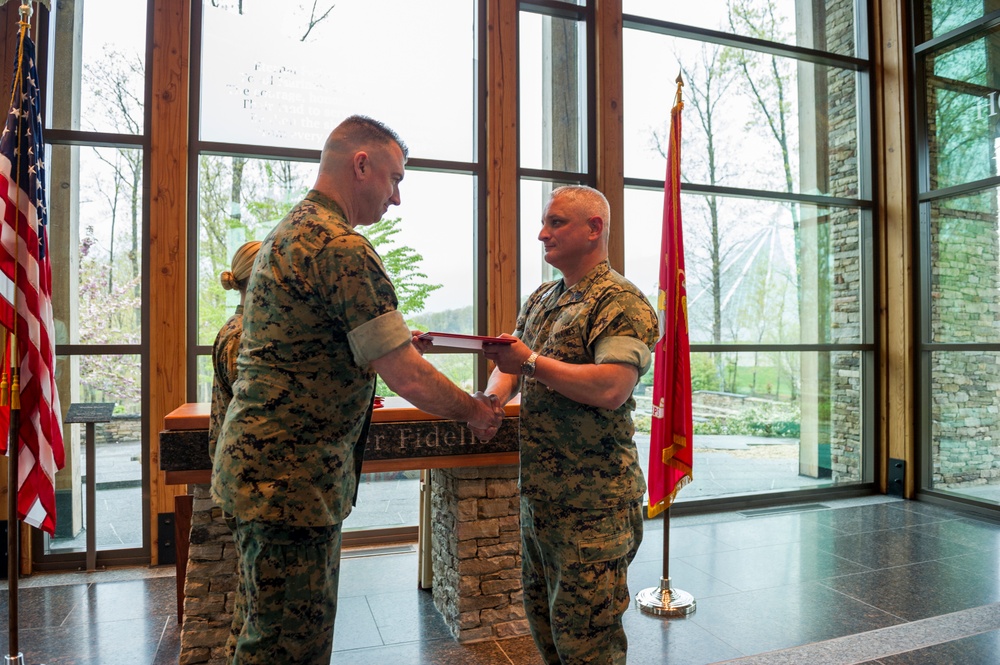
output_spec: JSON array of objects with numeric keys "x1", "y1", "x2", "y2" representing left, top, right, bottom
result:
[
  {"x1": 635, "y1": 509, "x2": 695, "y2": 616},
  {"x1": 5, "y1": 2, "x2": 33, "y2": 662},
  {"x1": 7, "y1": 399, "x2": 21, "y2": 664},
  {"x1": 635, "y1": 74, "x2": 695, "y2": 617},
  {"x1": 0, "y1": 326, "x2": 17, "y2": 662}
]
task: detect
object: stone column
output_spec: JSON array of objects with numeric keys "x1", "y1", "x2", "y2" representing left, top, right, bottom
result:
[
  {"x1": 179, "y1": 484, "x2": 238, "y2": 665},
  {"x1": 431, "y1": 465, "x2": 529, "y2": 642}
]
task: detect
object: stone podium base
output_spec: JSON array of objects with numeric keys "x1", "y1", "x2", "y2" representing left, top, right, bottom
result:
[{"x1": 431, "y1": 465, "x2": 529, "y2": 641}]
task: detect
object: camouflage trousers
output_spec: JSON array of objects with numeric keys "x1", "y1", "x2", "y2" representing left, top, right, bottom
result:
[
  {"x1": 227, "y1": 517, "x2": 343, "y2": 665},
  {"x1": 520, "y1": 496, "x2": 643, "y2": 665}
]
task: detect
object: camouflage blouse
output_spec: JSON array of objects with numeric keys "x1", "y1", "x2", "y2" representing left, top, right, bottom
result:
[
  {"x1": 516, "y1": 261, "x2": 658, "y2": 509},
  {"x1": 211, "y1": 191, "x2": 410, "y2": 527},
  {"x1": 209, "y1": 307, "x2": 243, "y2": 461}
]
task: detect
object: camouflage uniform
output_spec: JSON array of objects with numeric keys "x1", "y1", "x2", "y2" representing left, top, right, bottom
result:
[
  {"x1": 209, "y1": 306, "x2": 243, "y2": 460},
  {"x1": 209, "y1": 307, "x2": 246, "y2": 659},
  {"x1": 516, "y1": 260, "x2": 658, "y2": 665},
  {"x1": 211, "y1": 190, "x2": 411, "y2": 664}
]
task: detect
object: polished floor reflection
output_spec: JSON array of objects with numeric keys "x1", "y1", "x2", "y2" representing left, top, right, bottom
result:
[{"x1": 2, "y1": 495, "x2": 999, "y2": 664}]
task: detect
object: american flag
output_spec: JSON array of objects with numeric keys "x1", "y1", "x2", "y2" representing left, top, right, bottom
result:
[{"x1": 0, "y1": 29, "x2": 65, "y2": 535}]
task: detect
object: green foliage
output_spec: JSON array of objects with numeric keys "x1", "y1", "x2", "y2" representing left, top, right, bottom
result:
[
  {"x1": 691, "y1": 354, "x2": 722, "y2": 391},
  {"x1": 412, "y1": 305, "x2": 474, "y2": 335},
  {"x1": 721, "y1": 358, "x2": 796, "y2": 399},
  {"x1": 634, "y1": 414, "x2": 651, "y2": 434},
  {"x1": 196, "y1": 156, "x2": 306, "y2": 348},
  {"x1": 693, "y1": 400, "x2": 801, "y2": 438},
  {"x1": 193, "y1": 159, "x2": 445, "y2": 399},
  {"x1": 360, "y1": 217, "x2": 442, "y2": 317}
]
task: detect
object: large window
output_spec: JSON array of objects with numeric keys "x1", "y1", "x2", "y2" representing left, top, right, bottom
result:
[
  {"x1": 518, "y1": 3, "x2": 592, "y2": 297},
  {"x1": 40, "y1": 0, "x2": 149, "y2": 567},
  {"x1": 623, "y1": 0, "x2": 874, "y2": 503},
  {"x1": 915, "y1": 4, "x2": 1000, "y2": 507},
  {"x1": 191, "y1": 0, "x2": 481, "y2": 396},
  {"x1": 191, "y1": 0, "x2": 483, "y2": 533}
]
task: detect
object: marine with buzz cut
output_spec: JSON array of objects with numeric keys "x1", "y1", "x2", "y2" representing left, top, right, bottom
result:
[
  {"x1": 482, "y1": 185, "x2": 658, "y2": 665},
  {"x1": 211, "y1": 114, "x2": 502, "y2": 664}
]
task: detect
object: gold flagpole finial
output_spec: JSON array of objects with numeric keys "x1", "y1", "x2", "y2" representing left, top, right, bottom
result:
[
  {"x1": 18, "y1": 0, "x2": 32, "y2": 26},
  {"x1": 674, "y1": 71, "x2": 684, "y2": 107}
]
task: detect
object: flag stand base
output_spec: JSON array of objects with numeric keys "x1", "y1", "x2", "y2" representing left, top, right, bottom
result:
[
  {"x1": 635, "y1": 577, "x2": 696, "y2": 617},
  {"x1": 5, "y1": 653, "x2": 24, "y2": 664}
]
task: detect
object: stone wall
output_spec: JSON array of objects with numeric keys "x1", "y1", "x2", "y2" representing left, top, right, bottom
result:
[
  {"x1": 179, "y1": 484, "x2": 238, "y2": 665},
  {"x1": 825, "y1": 0, "x2": 862, "y2": 484},
  {"x1": 430, "y1": 465, "x2": 529, "y2": 642},
  {"x1": 919, "y1": 3, "x2": 1000, "y2": 490},
  {"x1": 929, "y1": 202, "x2": 1000, "y2": 488},
  {"x1": 78, "y1": 414, "x2": 141, "y2": 445}
]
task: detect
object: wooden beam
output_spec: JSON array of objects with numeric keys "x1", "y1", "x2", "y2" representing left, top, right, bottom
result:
[
  {"x1": 872, "y1": 0, "x2": 915, "y2": 496},
  {"x1": 595, "y1": 0, "x2": 625, "y2": 272},
  {"x1": 0, "y1": 3, "x2": 18, "y2": 80},
  {"x1": 148, "y1": 0, "x2": 190, "y2": 565},
  {"x1": 486, "y1": 0, "x2": 519, "y2": 336}
]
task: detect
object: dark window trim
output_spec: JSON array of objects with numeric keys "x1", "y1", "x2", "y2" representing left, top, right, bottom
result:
[
  {"x1": 625, "y1": 178, "x2": 871, "y2": 209},
  {"x1": 623, "y1": 14, "x2": 868, "y2": 71}
]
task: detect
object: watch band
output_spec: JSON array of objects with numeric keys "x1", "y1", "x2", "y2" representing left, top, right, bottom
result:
[{"x1": 521, "y1": 351, "x2": 539, "y2": 377}]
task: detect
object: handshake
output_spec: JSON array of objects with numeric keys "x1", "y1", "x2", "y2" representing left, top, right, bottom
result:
[{"x1": 468, "y1": 391, "x2": 504, "y2": 441}]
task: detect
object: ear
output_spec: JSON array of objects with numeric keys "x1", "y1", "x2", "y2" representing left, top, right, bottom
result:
[
  {"x1": 587, "y1": 215, "x2": 604, "y2": 240},
  {"x1": 353, "y1": 151, "x2": 370, "y2": 179}
]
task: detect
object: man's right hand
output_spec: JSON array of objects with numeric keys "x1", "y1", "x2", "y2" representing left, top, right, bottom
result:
[{"x1": 468, "y1": 391, "x2": 503, "y2": 441}]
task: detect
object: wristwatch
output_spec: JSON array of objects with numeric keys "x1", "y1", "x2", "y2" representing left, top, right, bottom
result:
[{"x1": 521, "y1": 351, "x2": 539, "y2": 377}]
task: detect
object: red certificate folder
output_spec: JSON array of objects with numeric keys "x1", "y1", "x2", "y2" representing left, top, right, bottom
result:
[{"x1": 417, "y1": 332, "x2": 516, "y2": 351}]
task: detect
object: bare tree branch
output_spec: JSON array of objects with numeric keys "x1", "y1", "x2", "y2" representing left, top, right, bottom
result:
[{"x1": 301, "y1": 1, "x2": 335, "y2": 41}]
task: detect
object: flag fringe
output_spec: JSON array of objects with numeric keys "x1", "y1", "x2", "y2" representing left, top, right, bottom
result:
[
  {"x1": 647, "y1": 474, "x2": 692, "y2": 519},
  {"x1": 663, "y1": 456, "x2": 693, "y2": 476}
]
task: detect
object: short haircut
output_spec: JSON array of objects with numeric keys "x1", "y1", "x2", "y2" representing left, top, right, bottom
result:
[
  {"x1": 333, "y1": 114, "x2": 409, "y2": 160},
  {"x1": 551, "y1": 185, "x2": 611, "y2": 227}
]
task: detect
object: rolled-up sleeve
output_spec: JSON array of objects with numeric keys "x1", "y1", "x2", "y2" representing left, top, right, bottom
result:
[
  {"x1": 347, "y1": 310, "x2": 412, "y2": 366},
  {"x1": 595, "y1": 335, "x2": 652, "y2": 376}
]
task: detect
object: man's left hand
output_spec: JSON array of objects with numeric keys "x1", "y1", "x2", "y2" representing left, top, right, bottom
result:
[{"x1": 410, "y1": 330, "x2": 433, "y2": 355}]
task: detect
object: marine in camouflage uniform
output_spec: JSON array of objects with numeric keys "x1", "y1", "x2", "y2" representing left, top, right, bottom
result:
[
  {"x1": 209, "y1": 307, "x2": 243, "y2": 461},
  {"x1": 210, "y1": 239, "x2": 260, "y2": 660},
  {"x1": 211, "y1": 116, "x2": 501, "y2": 665},
  {"x1": 483, "y1": 186, "x2": 658, "y2": 665},
  {"x1": 211, "y1": 190, "x2": 408, "y2": 663},
  {"x1": 210, "y1": 306, "x2": 245, "y2": 659},
  {"x1": 518, "y1": 262, "x2": 656, "y2": 664},
  {"x1": 210, "y1": 238, "x2": 262, "y2": 460}
]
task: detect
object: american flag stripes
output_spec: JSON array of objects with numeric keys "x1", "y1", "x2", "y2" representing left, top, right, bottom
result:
[{"x1": 0, "y1": 28, "x2": 65, "y2": 535}]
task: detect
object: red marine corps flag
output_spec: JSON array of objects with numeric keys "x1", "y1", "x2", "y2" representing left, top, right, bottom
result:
[
  {"x1": 647, "y1": 75, "x2": 693, "y2": 519},
  {"x1": 0, "y1": 11, "x2": 65, "y2": 536}
]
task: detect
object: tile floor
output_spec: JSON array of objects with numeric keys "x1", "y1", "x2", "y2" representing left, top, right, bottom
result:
[{"x1": 2, "y1": 494, "x2": 1000, "y2": 664}]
